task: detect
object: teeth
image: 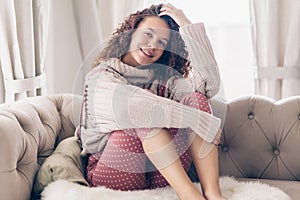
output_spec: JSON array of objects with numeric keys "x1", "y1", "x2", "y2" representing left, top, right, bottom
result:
[{"x1": 140, "y1": 48, "x2": 153, "y2": 57}]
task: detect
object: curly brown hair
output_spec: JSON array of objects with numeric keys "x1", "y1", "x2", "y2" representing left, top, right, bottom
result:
[{"x1": 93, "y1": 4, "x2": 191, "y2": 77}]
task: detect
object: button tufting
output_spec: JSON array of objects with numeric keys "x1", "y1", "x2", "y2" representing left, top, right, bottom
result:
[
  {"x1": 298, "y1": 114, "x2": 300, "y2": 120},
  {"x1": 273, "y1": 148, "x2": 280, "y2": 156},
  {"x1": 248, "y1": 112, "x2": 254, "y2": 119},
  {"x1": 222, "y1": 145, "x2": 229, "y2": 152}
]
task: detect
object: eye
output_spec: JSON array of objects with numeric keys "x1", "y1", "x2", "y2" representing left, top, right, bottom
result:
[
  {"x1": 144, "y1": 31, "x2": 153, "y2": 38},
  {"x1": 158, "y1": 40, "x2": 167, "y2": 48}
]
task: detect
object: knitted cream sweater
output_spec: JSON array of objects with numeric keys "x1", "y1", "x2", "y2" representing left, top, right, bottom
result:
[{"x1": 80, "y1": 23, "x2": 221, "y2": 154}]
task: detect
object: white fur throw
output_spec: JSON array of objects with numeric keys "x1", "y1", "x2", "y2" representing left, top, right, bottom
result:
[{"x1": 42, "y1": 176, "x2": 290, "y2": 200}]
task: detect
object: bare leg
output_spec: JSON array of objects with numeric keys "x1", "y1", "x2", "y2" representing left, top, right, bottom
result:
[
  {"x1": 188, "y1": 134, "x2": 224, "y2": 200},
  {"x1": 142, "y1": 128, "x2": 205, "y2": 200}
]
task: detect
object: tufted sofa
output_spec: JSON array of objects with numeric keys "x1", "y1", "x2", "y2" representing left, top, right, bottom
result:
[
  {"x1": 0, "y1": 94, "x2": 82, "y2": 200},
  {"x1": 0, "y1": 94, "x2": 299, "y2": 200}
]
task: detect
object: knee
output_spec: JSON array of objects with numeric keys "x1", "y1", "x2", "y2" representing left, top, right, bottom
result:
[
  {"x1": 180, "y1": 92, "x2": 211, "y2": 113},
  {"x1": 182, "y1": 92, "x2": 208, "y2": 100}
]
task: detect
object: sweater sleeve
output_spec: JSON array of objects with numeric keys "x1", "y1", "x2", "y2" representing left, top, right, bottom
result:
[
  {"x1": 85, "y1": 70, "x2": 221, "y2": 144},
  {"x1": 168, "y1": 23, "x2": 221, "y2": 100}
]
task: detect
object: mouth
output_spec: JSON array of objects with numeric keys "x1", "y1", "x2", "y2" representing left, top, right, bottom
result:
[{"x1": 140, "y1": 47, "x2": 154, "y2": 58}]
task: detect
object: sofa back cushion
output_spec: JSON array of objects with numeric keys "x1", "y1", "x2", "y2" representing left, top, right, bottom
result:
[{"x1": 211, "y1": 95, "x2": 300, "y2": 181}]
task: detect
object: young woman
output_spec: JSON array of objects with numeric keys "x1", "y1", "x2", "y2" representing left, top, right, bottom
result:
[{"x1": 79, "y1": 3, "x2": 224, "y2": 200}]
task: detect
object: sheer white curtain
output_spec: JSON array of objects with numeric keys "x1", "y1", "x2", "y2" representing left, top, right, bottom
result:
[
  {"x1": 250, "y1": 0, "x2": 300, "y2": 100},
  {"x1": 0, "y1": 0, "x2": 50, "y2": 103},
  {"x1": 46, "y1": 0, "x2": 145, "y2": 96}
]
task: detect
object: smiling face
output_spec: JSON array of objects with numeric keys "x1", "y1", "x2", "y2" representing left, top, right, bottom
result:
[{"x1": 122, "y1": 16, "x2": 171, "y2": 67}]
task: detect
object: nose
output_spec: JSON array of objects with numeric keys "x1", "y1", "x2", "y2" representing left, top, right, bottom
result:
[{"x1": 147, "y1": 40, "x2": 158, "y2": 49}]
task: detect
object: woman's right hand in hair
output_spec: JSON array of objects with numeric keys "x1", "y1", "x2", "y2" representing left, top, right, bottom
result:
[{"x1": 159, "y1": 3, "x2": 192, "y2": 27}]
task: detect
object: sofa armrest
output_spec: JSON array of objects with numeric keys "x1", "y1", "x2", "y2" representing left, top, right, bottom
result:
[{"x1": 0, "y1": 94, "x2": 82, "y2": 200}]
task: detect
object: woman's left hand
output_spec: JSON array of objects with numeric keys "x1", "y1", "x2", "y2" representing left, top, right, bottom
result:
[{"x1": 159, "y1": 3, "x2": 192, "y2": 27}]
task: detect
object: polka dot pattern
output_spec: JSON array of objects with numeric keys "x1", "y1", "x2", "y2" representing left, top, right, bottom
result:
[{"x1": 86, "y1": 92, "x2": 212, "y2": 191}]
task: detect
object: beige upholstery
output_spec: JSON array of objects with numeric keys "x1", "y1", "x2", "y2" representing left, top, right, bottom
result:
[
  {"x1": 211, "y1": 95, "x2": 300, "y2": 199},
  {"x1": 0, "y1": 94, "x2": 82, "y2": 200},
  {"x1": 210, "y1": 96, "x2": 300, "y2": 180},
  {"x1": 0, "y1": 94, "x2": 299, "y2": 200}
]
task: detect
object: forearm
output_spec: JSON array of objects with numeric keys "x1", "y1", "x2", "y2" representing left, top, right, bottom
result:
[{"x1": 89, "y1": 82, "x2": 221, "y2": 143}]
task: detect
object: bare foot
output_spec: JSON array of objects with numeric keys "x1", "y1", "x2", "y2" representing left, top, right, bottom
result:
[
  {"x1": 178, "y1": 188, "x2": 206, "y2": 200},
  {"x1": 204, "y1": 190, "x2": 225, "y2": 200}
]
